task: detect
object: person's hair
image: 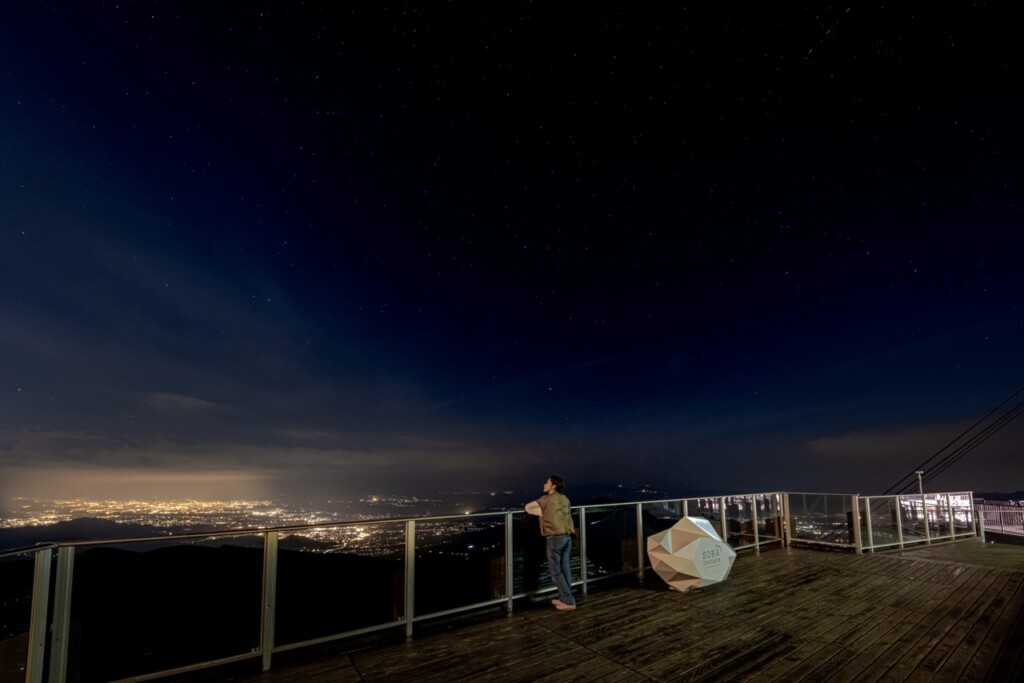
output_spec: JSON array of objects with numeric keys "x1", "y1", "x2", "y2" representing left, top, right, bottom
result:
[{"x1": 549, "y1": 475, "x2": 565, "y2": 494}]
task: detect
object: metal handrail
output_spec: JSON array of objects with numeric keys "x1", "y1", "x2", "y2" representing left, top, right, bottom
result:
[{"x1": 0, "y1": 542, "x2": 56, "y2": 559}]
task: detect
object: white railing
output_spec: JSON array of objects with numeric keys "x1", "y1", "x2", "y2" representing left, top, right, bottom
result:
[
  {"x1": 785, "y1": 491, "x2": 976, "y2": 552},
  {"x1": 0, "y1": 490, "x2": 975, "y2": 682},
  {"x1": 977, "y1": 503, "x2": 1024, "y2": 537}
]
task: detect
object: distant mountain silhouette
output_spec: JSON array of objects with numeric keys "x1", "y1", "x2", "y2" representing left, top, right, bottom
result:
[
  {"x1": 567, "y1": 482, "x2": 715, "y2": 505},
  {"x1": 977, "y1": 491, "x2": 1024, "y2": 502}
]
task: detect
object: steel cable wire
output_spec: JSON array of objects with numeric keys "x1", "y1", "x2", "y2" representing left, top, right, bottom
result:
[{"x1": 882, "y1": 385, "x2": 1024, "y2": 496}]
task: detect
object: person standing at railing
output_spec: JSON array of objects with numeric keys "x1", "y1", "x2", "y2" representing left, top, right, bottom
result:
[{"x1": 525, "y1": 475, "x2": 577, "y2": 611}]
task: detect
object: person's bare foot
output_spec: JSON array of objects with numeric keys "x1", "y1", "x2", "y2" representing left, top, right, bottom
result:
[{"x1": 555, "y1": 602, "x2": 577, "y2": 611}]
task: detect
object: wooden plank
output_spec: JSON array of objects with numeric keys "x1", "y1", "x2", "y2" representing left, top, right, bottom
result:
[
  {"x1": 757, "y1": 603, "x2": 891, "y2": 681},
  {"x1": 826, "y1": 610, "x2": 945, "y2": 683},
  {"x1": 880, "y1": 567, "x2": 1005, "y2": 680},
  {"x1": 739, "y1": 636, "x2": 834, "y2": 682},
  {"x1": 635, "y1": 552, "x2": 921, "y2": 679},
  {"x1": 354, "y1": 615, "x2": 568, "y2": 681},
  {"x1": 839, "y1": 566, "x2": 1004, "y2": 681},
  {"x1": 671, "y1": 629, "x2": 793, "y2": 681},
  {"x1": 811, "y1": 573, "x2": 956, "y2": 683},
  {"x1": 482, "y1": 643, "x2": 609, "y2": 683},
  {"x1": 951, "y1": 570, "x2": 1024, "y2": 682},
  {"x1": 911, "y1": 569, "x2": 1018, "y2": 676},
  {"x1": 586, "y1": 578, "x2": 794, "y2": 650},
  {"x1": 765, "y1": 561, "x2": 997, "y2": 682},
  {"x1": 632, "y1": 589, "x2": 841, "y2": 677}
]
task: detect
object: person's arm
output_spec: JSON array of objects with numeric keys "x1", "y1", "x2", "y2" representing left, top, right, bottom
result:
[{"x1": 525, "y1": 500, "x2": 542, "y2": 516}]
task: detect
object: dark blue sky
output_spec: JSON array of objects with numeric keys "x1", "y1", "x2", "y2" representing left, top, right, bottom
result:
[{"x1": 1, "y1": 3, "x2": 1021, "y2": 503}]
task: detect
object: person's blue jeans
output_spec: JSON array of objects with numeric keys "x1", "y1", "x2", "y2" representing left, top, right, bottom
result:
[{"x1": 545, "y1": 534, "x2": 575, "y2": 605}]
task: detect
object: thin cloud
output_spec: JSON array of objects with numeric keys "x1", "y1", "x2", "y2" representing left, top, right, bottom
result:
[
  {"x1": 145, "y1": 392, "x2": 220, "y2": 413},
  {"x1": 808, "y1": 422, "x2": 976, "y2": 461}
]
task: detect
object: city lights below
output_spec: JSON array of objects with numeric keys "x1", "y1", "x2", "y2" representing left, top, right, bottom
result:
[{"x1": 0, "y1": 494, "x2": 520, "y2": 557}]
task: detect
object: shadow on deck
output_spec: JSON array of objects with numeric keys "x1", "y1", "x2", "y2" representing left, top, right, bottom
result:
[{"x1": 168, "y1": 540, "x2": 1024, "y2": 682}]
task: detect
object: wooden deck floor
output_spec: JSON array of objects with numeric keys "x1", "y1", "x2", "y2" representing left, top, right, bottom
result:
[{"x1": 169, "y1": 540, "x2": 1024, "y2": 682}]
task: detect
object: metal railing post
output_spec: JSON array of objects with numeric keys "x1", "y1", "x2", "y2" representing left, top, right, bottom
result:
[
  {"x1": 26, "y1": 547, "x2": 52, "y2": 683},
  {"x1": 405, "y1": 520, "x2": 416, "y2": 640},
  {"x1": 682, "y1": 499, "x2": 688, "y2": 517},
  {"x1": 864, "y1": 497, "x2": 874, "y2": 553},
  {"x1": 967, "y1": 491, "x2": 979, "y2": 541},
  {"x1": 505, "y1": 513, "x2": 514, "y2": 616},
  {"x1": 921, "y1": 492, "x2": 932, "y2": 545},
  {"x1": 945, "y1": 494, "x2": 954, "y2": 540},
  {"x1": 635, "y1": 503, "x2": 645, "y2": 583},
  {"x1": 977, "y1": 500, "x2": 986, "y2": 543},
  {"x1": 261, "y1": 531, "x2": 278, "y2": 672},
  {"x1": 751, "y1": 495, "x2": 760, "y2": 553},
  {"x1": 579, "y1": 507, "x2": 588, "y2": 596},
  {"x1": 719, "y1": 497, "x2": 727, "y2": 544},
  {"x1": 850, "y1": 495, "x2": 863, "y2": 553},
  {"x1": 896, "y1": 496, "x2": 905, "y2": 549},
  {"x1": 48, "y1": 546, "x2": 74, "y2": 683},
  {"x1": 782, "y1": 493, "x2": 791, "y2": 547}
]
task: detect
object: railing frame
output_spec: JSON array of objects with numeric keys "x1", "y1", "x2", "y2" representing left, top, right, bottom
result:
[
  {"x1": 48, "y1": 547, "x2": 74, "y2": 683},
  {"x1": 787, "y1": 491, "x2": 977, "y2": 553},
  {"x1": 505, "y1": 511, "x2": 515, "y2": 615},
  {"x1": 260, "y1": 531, "x2": 278, "y2": 672},
  {"x1": 404, "y1": 520, "x2": 416, "y2": 641},
  {"x1": 27, "y1": 547, "x2": 52, "y2": 683},
  {"x1": 3, "y1": 489, "x2": 973, "y2": 682},
  {"x1": 976, "y1": 501, "x2": 1024, "y2": 538}
]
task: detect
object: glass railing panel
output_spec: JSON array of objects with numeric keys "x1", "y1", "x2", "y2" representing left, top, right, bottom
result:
[
  {"x1": 512, "y1": 510, "x2": 546, "y2": 596},
  {"x1": 512, "y1": 510, "x2": 582, "y2": 598},
  {"x1": 898, "y1": 496, "x2": 928, "y2": 543},
  {"x1": 414, "y1": 515, "x2": 507, "y2": 616},
  {"x1": 687, "y1": 497, "x2": 723, "y2": 539},
  {"x1": 787, "y1": 493, "x2": 854, "y2": 546},
  {"x1": 862, "y1": 497, "x2": 897, "y2": 548},
  {"x1": 755, "y1": 493, "x2": 784, "y2": 543},
  {"x1": 66, "y1": 535, "x2": 263, "y2": 682},
  {"x1": 639, "y1": 500, "x2": 688, "y2": 568},
  {"x1": 724, "y1": 495, "x2": 754, "y2": 548},
  {"x1": 275, "y1": 521, "x2": 404, "y2": 646},
  {"x1": 928, "y1": 494, "x2": 951, "y2": 540},
  {"x1": 582, "y1": 505, "x2": 638, "y2": 579},
  {"x1": 949, "y1": 493, "x2": 974, "y2": 536},
  {"x1": 569, "y1": 509, "x2": 584, "y2": 588},
  {"x1": 0, "y1": 548, "x2": 45, "y2": 683},
  {"x1": 642, "y1": 499, "x2": 687, "y2": 526}
]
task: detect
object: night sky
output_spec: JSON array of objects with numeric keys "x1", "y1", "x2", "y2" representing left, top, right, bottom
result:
[{"x1": 2, "y1": 3, "x2": 1022, "y2": 504}]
